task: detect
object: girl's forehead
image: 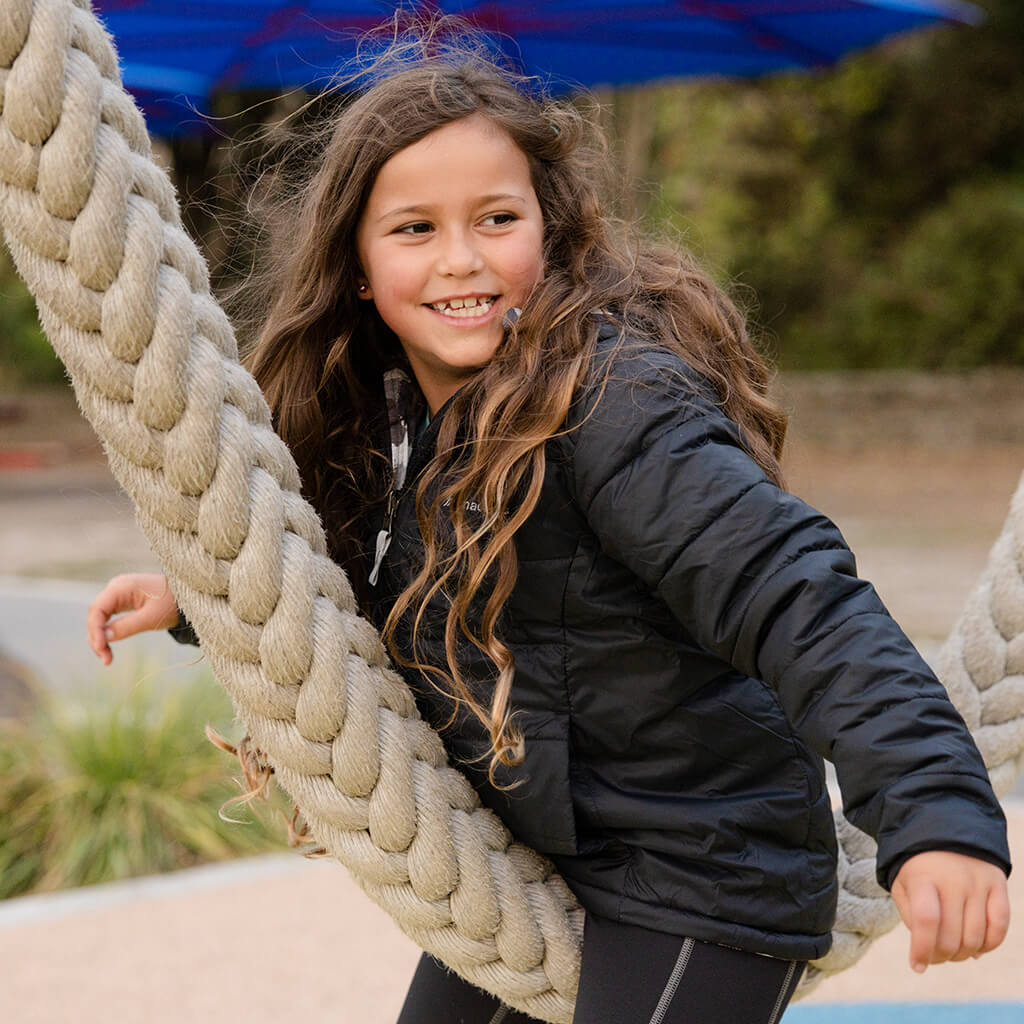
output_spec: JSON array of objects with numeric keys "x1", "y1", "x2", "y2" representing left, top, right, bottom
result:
[{"x1": 367, "y1": 116, "x2": 533, "y2": 207}]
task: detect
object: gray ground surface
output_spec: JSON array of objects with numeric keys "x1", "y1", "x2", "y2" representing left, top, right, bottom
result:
[
  {"x1": 0, "y1": 808, "x2": 1019, "y2": 1021},
  {"x1": 1, "y1": 375, "x2": 1022, "y2": 1020}
]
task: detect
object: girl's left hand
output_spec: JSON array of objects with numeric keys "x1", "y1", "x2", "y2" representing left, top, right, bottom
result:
[{"x1": 891, "y1": 850, "x2": 1010, "y2": 973}]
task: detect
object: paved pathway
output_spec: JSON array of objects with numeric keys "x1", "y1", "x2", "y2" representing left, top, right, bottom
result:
[
  {"x1": 2, "y1": 385, "x2": 1022, "y2": 1021},
  {"x1": 1, "y1": 575, "x2": 1020, "y2": 1021},
  {"x1": 0, "y1": 804, "x2": 1020, "y2": 1022}
]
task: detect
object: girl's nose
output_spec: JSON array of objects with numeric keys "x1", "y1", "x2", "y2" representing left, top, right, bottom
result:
[{"x1": 436, "y1": 228, "x2": 484, "y2": 277}]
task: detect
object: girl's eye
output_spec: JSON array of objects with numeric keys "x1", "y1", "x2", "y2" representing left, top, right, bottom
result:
[
  {"x1": 397, "y1": 222, "x2": 432, "y2": 235},
  {"x1": 481, "y1": 212, "x2": 517, "y2": 227}
]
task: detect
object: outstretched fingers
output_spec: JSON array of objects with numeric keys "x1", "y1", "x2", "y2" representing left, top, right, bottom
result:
[
  {"x1": 982, "y1": 883, "x2": 1012, "y2": 955},
  {"x1": 87, "y1": 577, "x2": 129, "y2": 665},
  {"x1": 895, "y1": 877, "x2": 944, "y2": 973},
  {"x1": 956, "y1": 884, "x2": 990, "y2": 961},
  {"x1": 86, "y1": 573, "x2": 177, "y2": 664},
  {"x1": 891, "y1": 850, "x2": 1011, "y2": 973}
]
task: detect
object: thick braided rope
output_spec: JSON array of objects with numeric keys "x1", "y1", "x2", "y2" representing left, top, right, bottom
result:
[{"x1": 0, "y1": 1, "x2": 1020, "y2": 1013}]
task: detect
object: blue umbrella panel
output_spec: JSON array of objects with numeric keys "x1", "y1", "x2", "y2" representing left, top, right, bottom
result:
[{"x1": 91, "y1": 1, "x2": 983, "y2": 137}]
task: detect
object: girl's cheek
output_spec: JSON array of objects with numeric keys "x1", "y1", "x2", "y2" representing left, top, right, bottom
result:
[{"x1": 507, "y1": 251, "x2": 545, "y2": 283}]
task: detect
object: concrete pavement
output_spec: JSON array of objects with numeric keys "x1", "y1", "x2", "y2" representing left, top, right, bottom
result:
[
  {"x1": 2, "y1": 382, "x2": 1023, "y2": 1021},
  {"x1": 0, "y1": 804, "x2": 1020, "y2": 1022}
]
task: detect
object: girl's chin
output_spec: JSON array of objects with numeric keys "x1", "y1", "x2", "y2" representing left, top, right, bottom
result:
[
  {"x1": 442, "y1": 351, "x2": 499, "y2": 373},
  {"x1": 429, "y1": 344, "x2": 501, "y2": 378},
  {"x1": 435, "y1": 328, "x2": 504, "y2": 361}
]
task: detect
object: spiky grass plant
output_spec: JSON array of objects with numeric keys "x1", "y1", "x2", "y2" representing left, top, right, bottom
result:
[{"x1": 0, "y1": 665, "x2": 288, "y2": 899}]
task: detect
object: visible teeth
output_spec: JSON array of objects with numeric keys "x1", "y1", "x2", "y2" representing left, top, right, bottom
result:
[{"x1": 431, "y1": 296, "x2": 495, "y2": 317}]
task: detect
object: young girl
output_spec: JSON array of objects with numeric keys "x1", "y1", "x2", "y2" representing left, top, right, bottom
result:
[{"x1": 87, "y1": 33, "x2": 1010, "y2": 1024}]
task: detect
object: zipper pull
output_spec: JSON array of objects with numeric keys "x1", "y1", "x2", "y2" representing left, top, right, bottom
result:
[{"x1": 368, "y1": 488, "x2": 397, "y2": 587}]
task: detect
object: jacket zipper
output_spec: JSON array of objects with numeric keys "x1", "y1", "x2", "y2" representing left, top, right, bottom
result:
[
  {"x1": 368, "y1": 486, "x2": 398, "y2": 586},
  {"x1": 368, "y1": 388, "x2": 455, "y2": 587}
]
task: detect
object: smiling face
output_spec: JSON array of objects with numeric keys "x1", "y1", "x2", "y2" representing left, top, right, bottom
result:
[{"x1": 355, "y1": 114, "x2": 545, "y2": 412}]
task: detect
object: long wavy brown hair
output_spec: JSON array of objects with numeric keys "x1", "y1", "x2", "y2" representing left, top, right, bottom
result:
[{"x1": 235, "y1": 20, "x2": 788, "y2": 784}]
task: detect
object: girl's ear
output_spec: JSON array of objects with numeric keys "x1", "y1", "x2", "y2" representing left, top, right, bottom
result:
[{"x1": 357, "y1": 280, "x2": 373, "y2": 301}]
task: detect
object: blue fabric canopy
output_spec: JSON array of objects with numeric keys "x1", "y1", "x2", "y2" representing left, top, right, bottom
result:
[{"x1": 91, "y1": 1, "x2": 983, "y2": 136}]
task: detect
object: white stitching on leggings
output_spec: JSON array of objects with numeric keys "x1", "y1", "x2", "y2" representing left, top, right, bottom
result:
[
  {"x1": 487, "y1": 1007, "x2": 510, "y2": 1024},
  {"x1": 647, "y1": 936, "x2": 696, "y2": 1024},
  {"x1": 766, "y1": 960, "x2": 799, "y2": 1024}
]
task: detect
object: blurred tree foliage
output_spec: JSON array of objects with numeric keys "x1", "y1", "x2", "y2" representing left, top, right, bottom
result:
[
  {"x1": 2, "y1": 0, "x2": 1021, "y2": 383},
  {"x1": 636, "y1": 0, "x2": 1024, "y2": 368},
  {"x1": 0, "y1": 249, "x2": 64, "y2": 387}
]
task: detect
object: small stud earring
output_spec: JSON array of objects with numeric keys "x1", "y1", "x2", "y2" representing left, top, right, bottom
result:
[{"x1": 358, "y1": 283, "x2": 368, "y2": 294}]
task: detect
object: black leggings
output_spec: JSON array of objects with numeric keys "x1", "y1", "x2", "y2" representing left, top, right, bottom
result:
[{"x1": 396, "y1": 914, "x2": 805, "y2": 1024}]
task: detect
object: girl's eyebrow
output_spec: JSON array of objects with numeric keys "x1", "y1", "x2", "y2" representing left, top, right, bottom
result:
[{"x1": 375, "y1": 193, "x2": 528, "y2": 224}]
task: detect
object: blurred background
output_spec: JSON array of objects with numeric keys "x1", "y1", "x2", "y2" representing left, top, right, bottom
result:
[{"x1": 0, "y1": 2, "x2": 1022, "y2": 1021}]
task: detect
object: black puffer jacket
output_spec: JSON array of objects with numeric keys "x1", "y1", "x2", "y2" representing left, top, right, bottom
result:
[{"x1": 367, "y1": 325, "x2": 1010, "y2": 961}]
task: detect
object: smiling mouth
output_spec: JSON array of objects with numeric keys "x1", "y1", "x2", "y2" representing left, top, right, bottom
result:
[{"x1": 427, "y1": 295, "x2": 498, "y2": 318}]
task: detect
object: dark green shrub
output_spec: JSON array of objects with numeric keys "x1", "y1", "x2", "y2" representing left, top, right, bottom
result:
[{"x1": 0, "y1": 667, "x2": 289, "y2": 899}]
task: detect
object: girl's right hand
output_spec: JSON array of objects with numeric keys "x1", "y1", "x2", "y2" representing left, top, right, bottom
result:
[{"x1": 87, "y1": 573, "x2": 180, "y2": 666}]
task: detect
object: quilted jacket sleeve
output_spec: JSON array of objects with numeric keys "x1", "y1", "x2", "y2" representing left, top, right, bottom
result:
[
  {"x1": 168, "y1": 609, "x2": 200, "y2": 646},
  {"x1": 567, "y1": 340, "x2": 1011, "y2": 888}
]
